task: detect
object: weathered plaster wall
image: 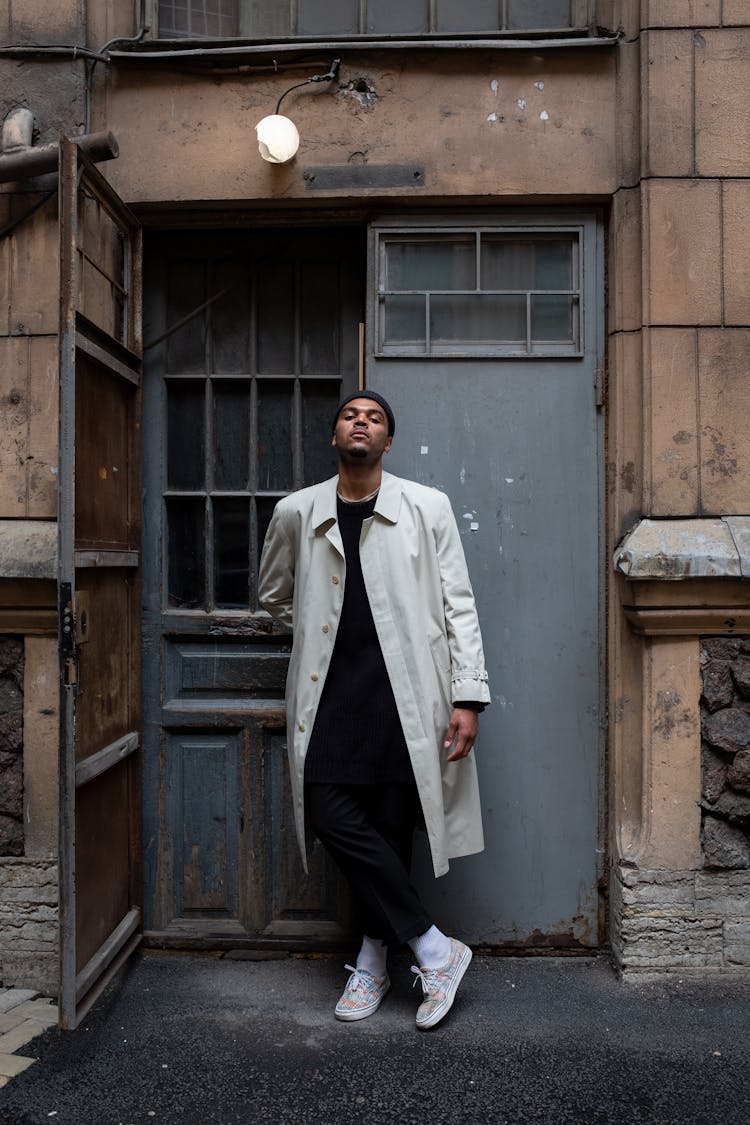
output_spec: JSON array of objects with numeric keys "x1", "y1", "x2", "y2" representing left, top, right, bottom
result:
[{"x1": 100, "y1": 50, "x2": 617, "y2": 204}]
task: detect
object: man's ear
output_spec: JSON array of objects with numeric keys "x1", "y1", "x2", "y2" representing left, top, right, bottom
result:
[
  {"x1": 384, "y1": 436, "x2": 393, "y2": 453},
  {"x1": 332, "y1": 433, "x2": 338, "y2": 448}
]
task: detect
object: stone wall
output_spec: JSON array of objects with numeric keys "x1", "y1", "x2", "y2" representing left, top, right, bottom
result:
[
  {"x1": 612, "y1": 864, "x2": 750, "y2": 974},
  {"x1": 0, "y1": 860, "x2": 58, "y2": 995},
  {"x1": 701, "y1": 638, "x2": 750, "y2": 868},
  {"x1": 0, "y1": 636, "x2": 24, "y2": 856}
]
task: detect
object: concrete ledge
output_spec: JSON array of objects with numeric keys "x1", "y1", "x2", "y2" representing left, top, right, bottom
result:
[
  {"x1": 614, "y1": 518, "x2": 750, "y2": 580},
  {"x1": 0, "y1": 521, "x2": 56, "y2": 580}
]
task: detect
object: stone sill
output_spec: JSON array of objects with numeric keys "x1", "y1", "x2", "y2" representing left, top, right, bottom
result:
[
  {"x1": 615, "y1": 518, "x2": 750, "y2": 581},
  {"x1": 0, "y1": 522, "x2": 56, "y2": 581}
]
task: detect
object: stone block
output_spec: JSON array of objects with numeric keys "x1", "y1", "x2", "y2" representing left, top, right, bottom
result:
[
  {"x1": 695, "y1": 30, "x2": 750, "y2": 176},
  {"x1": 0, "y1": 952, "x2": 58, "y2": 996},
  {"x1": 0, "y1": 817, "x2": 22, "y2": 857},
  {"x1": 695, "y1": 869, "x2": 750, "y2": 909},
  {"x1": 721, "y1": 182, "x2": 750, "y2": 326},
  {"x1": 0, "y1": 860, "x2": 57, "y2": 889},
  {"x1": 703, "y1": 706, "x2": 750, "y2": 756},
  {"x1": 728, "y1": 750, "x2": 750, "y2": 793},
  {"x1": 643, "y1": 0, "x2": 721, "y2": 24},
  {"x1": 23, "y1": 637, "x2": 59, "y2": 858},
  {"x1": 0, "y1": 337, "x2": 32, "y2": 518},
  {"x1": 609, "y1": 188, "x2": 642, "y2": 334},
  {"x1": 698, "y1": 330, "x2": 750, "y2": 515},
  {"x1": 614, "y1": 518, "x2": 739, "y2": 579},
  {"x1": 725, "y1": 921, "x2": 750, "y2": 965},
  {"x1": 701, "y1": 659, "x2": 734, "y2": 712},
  {"x1": 616, "y1": 39, "x2": 641, "y2": 186},
  {"x1": 608, "y1": 330, "x2": 643, "y2": 537},
  {"x1": 643, "y1": 30, "x2": 694, "y2": 177},
  {"x1": 0, "y1": 520, "x2": 56, "y2": 580},
  {"x1": 722, "y1": 1, "x2": 750, "y2": 25},
  {"x1": 645, "y1": 180, "x2": 721, "y2": 325},
  {"x1": 617, "y1": 916, "x2": 724, "y2": 969},
  {"x1": 647, "y1": 328, "x2": 699, "y2": 515},
  {"x1": 732, "y1": 658, "x2": 750, "y2": 700},
  {"x1": 725, "y1": 518, "x2": 750, "y2": 579},
  {"x1": 25, "y1": 337, "x2": 58, "y2": 519},
  {"x1": 702, "y1": 746, "x2": 729, "y2": 803},
  {"x1": 702, "y1": 814, "x2": 750, "y2": 866},
  {"x1": 8, "y1": 202, "x2": 59, "y2": 336}
]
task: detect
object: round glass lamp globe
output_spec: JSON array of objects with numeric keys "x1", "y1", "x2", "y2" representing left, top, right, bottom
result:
[{"x1": 255, "y1": 115, "x2": 300, "y2": 164}]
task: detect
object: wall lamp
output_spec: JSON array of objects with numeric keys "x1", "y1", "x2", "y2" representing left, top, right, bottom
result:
[{"x1": 256, "y1": 58, "x2": 341, "y2": 164}]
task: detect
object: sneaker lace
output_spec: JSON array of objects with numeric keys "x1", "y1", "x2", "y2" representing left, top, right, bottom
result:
[
  {"x1": 345, "y1": 964, "x2": 368, "y2": 992},
  {"x1": 411, "y1": 964, "x2": 433, "y2": 995}
]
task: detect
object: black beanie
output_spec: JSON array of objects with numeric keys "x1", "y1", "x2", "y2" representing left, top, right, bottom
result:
[{"x1": 332, "y1": 390, "x2": 396, "y2": 437}]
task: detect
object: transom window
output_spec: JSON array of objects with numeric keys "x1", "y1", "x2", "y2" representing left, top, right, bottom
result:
[
  {"x1": 375, "y1": 229, "x2": 582, "y2": 356},
  {"x1": 157, "y1": 1, "x2": 591, "y2": 39}
]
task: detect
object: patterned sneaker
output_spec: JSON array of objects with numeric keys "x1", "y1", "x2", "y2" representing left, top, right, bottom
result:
[
  {"x1": 334, "y1": 965, "x2": 391, "y2": 1022},
  {"x1": 411, "y1": 938, "x2": 472, "y2": 1030}
]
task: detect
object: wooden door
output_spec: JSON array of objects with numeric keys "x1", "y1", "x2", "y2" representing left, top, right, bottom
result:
[
  {"x1": 142, "y1": 229, "x2": 362, "y2": 947},
  {"x1": 58, "y1": 138, "x2": 143, "y2": 1027}
]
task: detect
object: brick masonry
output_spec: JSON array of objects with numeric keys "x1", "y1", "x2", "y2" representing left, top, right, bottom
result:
[{"x1": 0, "y1": 637, "x2": 24, "y2": 857}]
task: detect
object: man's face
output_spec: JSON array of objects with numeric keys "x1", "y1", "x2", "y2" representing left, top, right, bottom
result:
[{"x1": 332, "y1": 398, "x2": 393, "y2": 463}]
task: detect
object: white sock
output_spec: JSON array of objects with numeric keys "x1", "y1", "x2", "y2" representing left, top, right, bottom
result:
[
  {"x1": 409, "y1": 925, "x2": 451, "y2": 969},
  {"x1": 356, "y1": 935, "x2": 388, "y2": 979}
]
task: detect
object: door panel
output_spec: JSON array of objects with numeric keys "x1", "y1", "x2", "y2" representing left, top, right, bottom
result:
[
  {"x1": 143, "y1": 229, "x2": 362, "y2": 946},
  {"x1": 367, "y1": 214, "x2": 604, "y2": 948},
  {"x1": 58, "y1": 138, "x2": 143, "y2": 1028}
]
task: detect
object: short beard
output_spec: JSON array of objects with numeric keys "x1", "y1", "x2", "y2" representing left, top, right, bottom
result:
[{"x1": 343, "y1": 446, "x2": 368, "y2": 460}]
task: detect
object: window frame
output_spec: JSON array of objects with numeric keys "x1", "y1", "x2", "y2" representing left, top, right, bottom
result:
[
  {"x1": 149, "y1": 0, "x2": 595, "y2": 44},
  {"x1": 372, "y1": 224, "x2": 584, "y2": 359}
]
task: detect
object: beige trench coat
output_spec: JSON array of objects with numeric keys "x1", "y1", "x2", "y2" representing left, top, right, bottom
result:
[{"x1": 258, "y1": 470, "x2": 491, "y2": 878}]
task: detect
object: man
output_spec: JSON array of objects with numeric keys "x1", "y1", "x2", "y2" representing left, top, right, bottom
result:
[{"x1": 258, "y1": 391, "x2": 490, "y2": 1030}]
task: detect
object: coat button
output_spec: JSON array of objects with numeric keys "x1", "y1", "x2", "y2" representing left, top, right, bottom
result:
[
  {"x1": 298, "y1": 721, "x2": 305, "y2": 733},
  {"x1": 321, "y1": 624, "x2": 329, "y2": 633},
  {"x1": 331, "y1": 575, "x2": 339, "y2": 585},
  {"x1": 310, "y1": 672, "x2": 319, "y2": 682}
]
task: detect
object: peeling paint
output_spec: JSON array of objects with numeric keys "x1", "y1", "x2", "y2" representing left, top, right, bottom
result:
[
  {"x1": 420, "y1": 445, "x2": 429, "y2": 455},
  {"x1": 540, "y1": 110, "x2": 550, "y2": 122},
  {"x1": 487, "y1": 113, "x2": 498, "y2": 123},
  {"x1": 534, "y1": 81, "x2": 545, "y2": 91},
  {"x1": 517, "y1": 98, "x2": 526, "y2": 111},
  {"x1": 490, "y1": 79, "x2": 499, "y2": 95}
]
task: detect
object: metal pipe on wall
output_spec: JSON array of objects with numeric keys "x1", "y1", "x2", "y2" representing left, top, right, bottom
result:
[{"x1": 0, "y1": 131, "x2": 118, "y2": 184}]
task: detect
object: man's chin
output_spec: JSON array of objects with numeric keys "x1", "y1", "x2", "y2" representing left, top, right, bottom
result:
[{"x1": 343, "y1": 447, "x2": 369, "y2": 460}]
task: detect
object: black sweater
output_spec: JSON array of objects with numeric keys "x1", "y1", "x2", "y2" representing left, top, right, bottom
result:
[{"x1": 304, "y1": 495, "x2": 413, "y2": 785}]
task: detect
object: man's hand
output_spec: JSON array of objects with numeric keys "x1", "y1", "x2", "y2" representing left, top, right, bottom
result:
[{"x1": 444, "y1": 707, "x2": 479, "y2": 762}]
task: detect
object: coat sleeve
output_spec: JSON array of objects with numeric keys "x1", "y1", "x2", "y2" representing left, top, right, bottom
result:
[
  {"x1": 434, "y1": 493, "x2": 491, "y2": 707},
  {"x1": 258, "y1": 502, "x2": 295, "y2": 631}
]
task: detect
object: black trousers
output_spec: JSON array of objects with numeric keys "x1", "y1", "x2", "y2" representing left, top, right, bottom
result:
[{"x1": 306, "y1": 780, "x2": 432, "y2": 946}]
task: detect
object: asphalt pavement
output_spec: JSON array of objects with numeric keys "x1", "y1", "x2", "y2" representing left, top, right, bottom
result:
[{"x1": 0, "y1": 949, "x2": 749, "y2": 1125}]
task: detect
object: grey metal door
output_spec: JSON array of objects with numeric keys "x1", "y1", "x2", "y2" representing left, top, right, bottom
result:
[
  {"x1": 58, "y1": 138, "x2": 143, "y2": 1028},
  {"x1": 367, "y1": 214, "x2": 604, "y2": 947},
  {"x1": 142, "y1": 229, "x2": 362, "y2": 946}
]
